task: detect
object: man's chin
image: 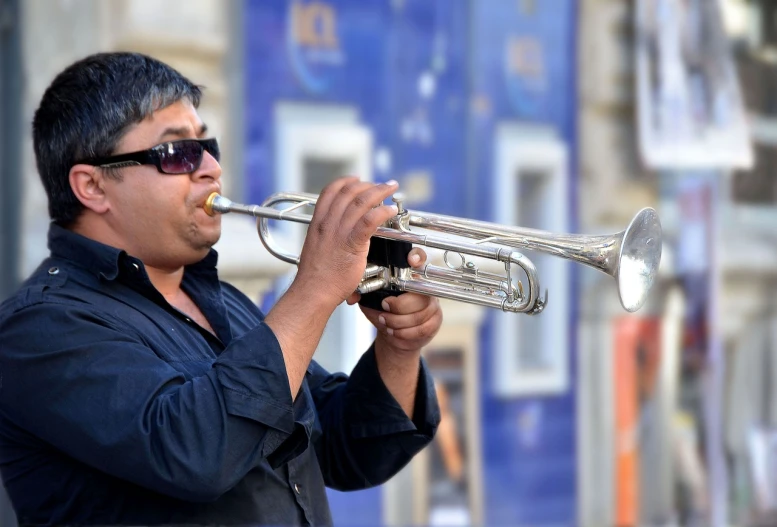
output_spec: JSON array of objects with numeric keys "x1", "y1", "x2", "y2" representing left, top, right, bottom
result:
[
  {"x1": 186, "y1": 226, "x2": 221, "y2": 257},
  {"x1": 199, "y1": 218, "x2": 222, "y2": 244},
  {"x1": 201, "y1": 229, "x2": 222, "y2": 250}
]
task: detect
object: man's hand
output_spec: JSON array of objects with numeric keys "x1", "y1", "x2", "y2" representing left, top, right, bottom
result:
[
  {"x1": 293, "y1": 177, "x2": 399, "y2": 310},
  {"x1": 265, "y1": 177, "x2": 399, "y2": 399},
  {"x1": 357, "y1": 248, "x2": 442, "y2": 417},
  {"x1": 358, "y1": 248, "x2": 443, "y2": 354}
]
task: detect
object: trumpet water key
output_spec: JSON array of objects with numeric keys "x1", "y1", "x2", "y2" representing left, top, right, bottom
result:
[{"x1": 204, "y1": 191, "x2": 662, "y2": 314}]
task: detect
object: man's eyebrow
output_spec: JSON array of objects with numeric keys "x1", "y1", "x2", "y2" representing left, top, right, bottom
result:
[{"x1": 157, "y1": 124, "x2": 209, "y2": 141}]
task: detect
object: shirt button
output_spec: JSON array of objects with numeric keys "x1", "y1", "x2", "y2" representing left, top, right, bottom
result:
[
  {"x1": 48, "y1": 267, "x2": 59, "y2": 275},
  {"x1": 294, "y1": 483, "x2": 301, "y2": 495}
]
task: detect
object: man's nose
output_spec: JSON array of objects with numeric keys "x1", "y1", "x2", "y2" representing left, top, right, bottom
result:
[{"x1": 195, "y1": 150, "x2": 222, "y2": 181}]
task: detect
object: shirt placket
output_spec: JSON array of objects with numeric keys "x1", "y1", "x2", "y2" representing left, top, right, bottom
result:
[{"x1": 287, "y1": 455, "x2": 313, "y2": 525}]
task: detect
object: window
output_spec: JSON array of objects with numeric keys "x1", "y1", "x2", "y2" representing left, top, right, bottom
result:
[
  {"x1": 730, "y1": 0, "x2": 777, "y2": 205},
  {"x1": 492, "y1": 124, "x2": 570, "y2": 396},
  {"x1": 302, "y1": 157, "x2": 350, "y2": 373},
  {"x1": 732, "y1": 144, "x2": 777, "y2": 204},
  {"x1": 303, "y1": 158, "x2": 349, "y2": 194},
  {"x1": 759, "y1": 0, "x2": 777, "y2": 48},
  {"x1": 513, "y1": 169, "x2": 553, "y2": 372},
  {"x1": 274, "y1": 104, "x2": 374, "y2": 373}
]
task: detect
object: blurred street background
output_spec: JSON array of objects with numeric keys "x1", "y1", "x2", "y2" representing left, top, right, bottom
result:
[{"x1": 1, "y1": 0, "x2": 776, "y2": 526}]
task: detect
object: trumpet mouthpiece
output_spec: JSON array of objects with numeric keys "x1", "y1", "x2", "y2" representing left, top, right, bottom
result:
[
  {"x1": 204, "y1": 193, "x2": 232, "y2": 216},
  {"x1": 204, "y1": 193, "x2": 219, "y2": 216}
]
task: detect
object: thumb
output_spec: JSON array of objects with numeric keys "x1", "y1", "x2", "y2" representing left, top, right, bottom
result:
[{"x1": 345, "y1": 291, "x2": 361, "y2": 305}]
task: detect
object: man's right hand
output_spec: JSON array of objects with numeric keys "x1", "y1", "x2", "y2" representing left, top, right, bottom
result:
[
  {"x1": 292, "y1": 177, "x2": 399, "y2": 310},
  {"x1": 264, "y1": 177, "x2": 400, "y2": 397}
]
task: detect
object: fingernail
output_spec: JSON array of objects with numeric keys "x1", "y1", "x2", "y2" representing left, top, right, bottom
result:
[
  {"x1": 390, "y1": 205, "x2": 399, "y2": 214},
  {"x1": 386, "y1": 179, "x2": 398, "y2": 186},
  {"x1": 386, "y1": 328, "x2": 394, "y2": 336},
  {"x1": 381, "y1": 300, "x2": 390, "y2": 312},
  {"x1": 378, "y1": 315, "x2": 386, "y2": 326},
  {"x1": 410, "y1": 253, "x2": 421, "y2": 265}
]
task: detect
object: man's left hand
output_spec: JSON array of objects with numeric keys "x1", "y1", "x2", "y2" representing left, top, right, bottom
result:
[{"x1": 357, "y1": 248, "x2": 443, "y2": 354}]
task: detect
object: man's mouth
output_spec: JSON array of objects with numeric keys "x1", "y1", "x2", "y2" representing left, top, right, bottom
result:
[{"x1": 196, "y1": 188, "x2": 222, "y2": 209}]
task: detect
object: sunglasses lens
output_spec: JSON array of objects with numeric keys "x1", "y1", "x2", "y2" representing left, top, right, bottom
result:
[
  {"x1": 159, "y1": 141, "x2": 203, "y2": 174},
  {"x1": 203, "y1": 139, "x2": 221, "y2": 162}
]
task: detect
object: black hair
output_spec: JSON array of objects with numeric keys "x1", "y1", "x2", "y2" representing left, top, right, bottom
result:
[{"x1": 32, "y1": 52, "x2": 203, "y2": 226}]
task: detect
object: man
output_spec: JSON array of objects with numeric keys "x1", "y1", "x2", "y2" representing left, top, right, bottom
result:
[{"x1": 0, "y1": 52, "x2": 442, "y2": 525}]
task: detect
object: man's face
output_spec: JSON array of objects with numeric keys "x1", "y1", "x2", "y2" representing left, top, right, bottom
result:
[{"x1": 101, "y1": 100, "x2": 222, "y2": 269}]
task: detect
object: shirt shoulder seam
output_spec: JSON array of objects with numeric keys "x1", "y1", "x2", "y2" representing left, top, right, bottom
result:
[{"x1": 1, "y1": 295, "x2": 136, "y2": 331}]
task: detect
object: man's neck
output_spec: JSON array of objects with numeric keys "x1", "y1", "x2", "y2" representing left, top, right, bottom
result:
[
  {"x1": 144, "y1": 265, "x2": 186, "y2": 299},
  {"x1": 70, "y1": 216, "x2": 187, "y2": 298}
]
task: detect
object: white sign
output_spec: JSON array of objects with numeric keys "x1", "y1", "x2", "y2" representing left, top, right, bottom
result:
[{"x1": 636, "y1": 0, "x2": 753, "y2": 169}]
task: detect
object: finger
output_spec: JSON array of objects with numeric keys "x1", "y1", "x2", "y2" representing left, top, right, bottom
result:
[
  {"x1": 347, "y1": 204, "x2": 399, "y2": 249},
  {"x1": 407, "y1": 248, "x2": 427, "y2": 268},
  {"x1": 380, "y1": 292, "x2": 431, "y2": 315},
  {"x1": 379, "y1": 308, "x2": 435, "y2": 332},
  {"x1": 345, "y1": 291, "x2": 361, "y2": 305},
  {"x1": 359, "y1": 305, "x2": 398, "y2": 337},
  {"x1": 379, "y1": 297, "x2": 438, "y2": 330},
  {"x1": 359, "y1": 304, "x2": 383, "y2": 325},
  {"x1": 386, "y1": 310, "x2": 442, "y2": 342},
  {"x1": 311, "y1": 176, "x2": 360, "y2": 218},
  {"x1": 309, "y1": 179, "x2": 374, "y2": 244},
  {"x1": 324, "y1": 179, "x2": 376, "y2": 226},
  {"x1": 341, "y1": 180, "x2": 399, "y2": 228}
]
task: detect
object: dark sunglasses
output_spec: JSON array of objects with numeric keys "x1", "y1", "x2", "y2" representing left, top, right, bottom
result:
[{"x1": 79, "y1": 138, "x2": 220, "y2": 175}]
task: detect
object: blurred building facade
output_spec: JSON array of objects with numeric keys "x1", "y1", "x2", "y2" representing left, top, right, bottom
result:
[
  {"x1": 2, "y1": 1, "x2": 776, "y2": 527},
  {"x1": 580, "y1": 1, "x2": 777, "y2": 527}
]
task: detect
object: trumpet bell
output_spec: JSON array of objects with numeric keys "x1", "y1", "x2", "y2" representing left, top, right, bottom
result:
[{"x1": 618, "y1": 207, "x2": 662, "y2": 312}]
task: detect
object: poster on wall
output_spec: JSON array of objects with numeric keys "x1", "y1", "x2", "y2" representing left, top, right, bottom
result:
[{"x1": 635, "y1": 0, "x2": 753, "y2": 169}]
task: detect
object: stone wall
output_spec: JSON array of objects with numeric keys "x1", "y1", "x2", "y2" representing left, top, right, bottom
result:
[{"x1": 19, "y1": 0, "x2": 285, "y2": 298}]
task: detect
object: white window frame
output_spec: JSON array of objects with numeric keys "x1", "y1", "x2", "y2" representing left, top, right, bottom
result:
[
  {"x1": 492, "y1": 123, "x2": 570, "y2": 396},
  {"x1": 274, "y1": 103, "x2": 375, "y2": 373}
]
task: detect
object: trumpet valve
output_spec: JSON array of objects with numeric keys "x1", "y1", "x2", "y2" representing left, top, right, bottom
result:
[
  {"x1": 391, "y1": 192, "x2": 407, "y2": 215},
  {"x1": 358, "y1": 277, "x2": 388, "y2": 295},
  {"x1": 362, "y1": 264, "x2": 384, "y2": 280}
]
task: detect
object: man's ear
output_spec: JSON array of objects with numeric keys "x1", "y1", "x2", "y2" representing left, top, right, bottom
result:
[{"x1": 69, "y1": 164, "x2": 110, "y2": 214}]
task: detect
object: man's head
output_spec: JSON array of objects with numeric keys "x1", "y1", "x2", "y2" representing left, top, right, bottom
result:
[
  {"x1": 34, "y1": 52, "x2": 223, "y2": 268},
  {"x1": 34, "y1": 52, "x2": 203, "y2": 226}
]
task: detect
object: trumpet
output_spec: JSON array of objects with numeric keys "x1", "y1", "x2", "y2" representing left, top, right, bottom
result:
[{"x1": 204, "y1": 191, "x2": 662, "y2": 314}]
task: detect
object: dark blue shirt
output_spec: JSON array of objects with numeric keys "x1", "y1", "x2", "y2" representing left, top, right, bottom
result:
[{"x1": 0, "y1": 224, "x2": 439, "y2": 525}]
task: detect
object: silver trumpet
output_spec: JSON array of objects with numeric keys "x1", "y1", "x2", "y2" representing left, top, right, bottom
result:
[{"x1": 205, "y1": 191, "x2": 662, "y2": 314}]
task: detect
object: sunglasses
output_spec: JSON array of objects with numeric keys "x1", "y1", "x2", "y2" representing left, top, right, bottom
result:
[{"x1": 79, "y1": 138, "x2": 220, "y2": 175}]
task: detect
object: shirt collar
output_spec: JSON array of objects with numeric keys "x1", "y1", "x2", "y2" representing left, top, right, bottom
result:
[{"x1": 47, "y1": 222, "x2": 220, "y2": 281}]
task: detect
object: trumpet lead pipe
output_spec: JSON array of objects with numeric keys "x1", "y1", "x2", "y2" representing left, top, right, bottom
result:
[{"x1": 204, "y1": 193, "x2": 312, "y2": 225}]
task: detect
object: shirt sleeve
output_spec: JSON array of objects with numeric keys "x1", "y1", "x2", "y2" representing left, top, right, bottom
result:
[
  {"x1": 307, "y1": 344, "x2": 441, "y2": 491},
  {"x1": 0, "y1": 301, "x2": 311, "y2": 502}
]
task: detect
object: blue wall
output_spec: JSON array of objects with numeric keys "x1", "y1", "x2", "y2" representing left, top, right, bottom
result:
[
  {"x1": 244, "y1": 0, "x2": 468, "y2": 216},
  {"x1": 243, "y1": 1, "x2": 578, "y2": 524},
  {"x1": 469, "y1": 1, "x2": 579, "y2": 525}
]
